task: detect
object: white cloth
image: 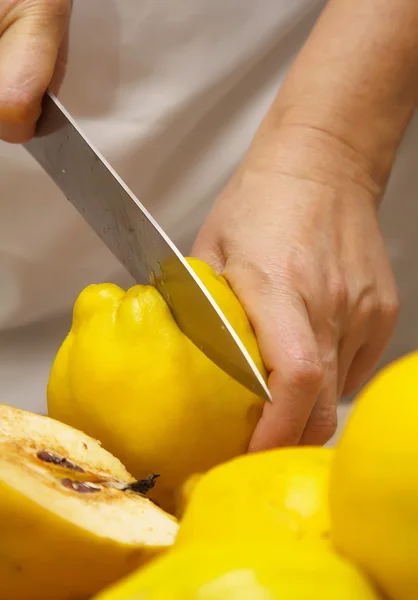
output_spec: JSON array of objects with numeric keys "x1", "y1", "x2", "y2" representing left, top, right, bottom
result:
[{"x1": 0, "y1": 0, "x2": 416, "y2": 418}]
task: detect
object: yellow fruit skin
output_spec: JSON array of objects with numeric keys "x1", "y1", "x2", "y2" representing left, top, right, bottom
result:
[
  {"x1": 0, "y1": 478, "x2": 165, "y2": 600},
  {"x1": 175, "y1": 447, "x2": 333, "y2": 548},
  {"x1": 47, "y1": 258, "x2": 265, "y2": 512},
  {"x1": 92, "y1": 542, "x2": 379, "y2": 600},
  {"x1": 330, "y1": 352, "x2": 418, "y2": 600},
  {"x1": 175, "y1": 472, "x2": 203, "y2": 519}
]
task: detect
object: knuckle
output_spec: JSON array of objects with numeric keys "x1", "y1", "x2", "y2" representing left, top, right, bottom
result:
[
  {"x1": 21, "y1": 0, "x2": 72, "y2": 17},
  {"x1": 327, "y1": 277, "x2": 348, "y2": 312},
  {"x1": 357, "y1": 291, "x2": 377, "y2": 319},
  {"x1": 287, "y1": 356, "x2": 324, "y2": 395},
  {"x1": 379, "y1": 292, "x2": 400, "y2": 325},
  {"x1": 0, "y1": 92, "x2": 40, "y2": 125},
  {"x1": 313, "y1": 415, "x2": 338, "y2": 444},
  {"x1": 307, "y1": 407, "x2": 338, "y2": 445},
  {"x1": 356, "y1": 286, "x2": 400, "y2": 327}
]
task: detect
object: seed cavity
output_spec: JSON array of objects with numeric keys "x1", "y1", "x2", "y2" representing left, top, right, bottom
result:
[
  {"x1": 59, "y1": 473, "x2": 160, "y2": 497},
  {"x1": 101, "y1": 473, "x2": 160, "y2": 496},
  {"x1": 61, "y1": 478, "x2": 102, "y2": 493},
  {"x1": 37, "y1": 450, "x2": 85, "y2": 473},
  {"x1": 101, "y1": 480, "x2": 128, "y2": 491}
]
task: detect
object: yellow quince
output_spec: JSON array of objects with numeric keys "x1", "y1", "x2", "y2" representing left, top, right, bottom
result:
[
  {"x1": 92, "y1": 541, "x2": 380, "y2": 600},
  {"x1": 47, "y1": 258, "x2": 266, "y2": 511},
  {"x1": 176, "y1": 446, "x2": 333, "y2": 548},
  {"x1": 330, "y1": 351, "x2": 418, "y2": 600}
]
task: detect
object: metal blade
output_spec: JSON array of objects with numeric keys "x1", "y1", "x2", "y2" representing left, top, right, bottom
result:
[{"x1": 23, "y1": 92, "x2": 271, "y2": 402}]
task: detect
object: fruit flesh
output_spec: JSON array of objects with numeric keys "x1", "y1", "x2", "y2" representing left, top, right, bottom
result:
[
  {"x1": 0, "y1": 405, "x2": 178, "y2": 600},
  {"x1": 0, "y1": 403, "x2": 132, "y2": 481},
  {"x1": 1, "y1": 441, "x2": 178, "y2": 545}
]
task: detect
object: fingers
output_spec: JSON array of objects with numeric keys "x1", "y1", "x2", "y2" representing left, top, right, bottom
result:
[
  {"x1": 299, "y1": 333, "x2": 339, "y2": 446},
  {"x1": 299, "y1": 288, "x2": 399, "y2": 449},
  {"x1": 0, "y1": 0, "x2": 72, "y2": 142},
  {"x1": 194, "y1": 225, "x2": 398, "y2": 452},
  {"x1": 220, "y1": 269, "x2": 324, "y2": 451},
  {"x1": 250, "y1": 340, "x2": 324, "y2": 451},
  {"x1": 343, "y1": 293, "x2": 399, "y2": 395}
]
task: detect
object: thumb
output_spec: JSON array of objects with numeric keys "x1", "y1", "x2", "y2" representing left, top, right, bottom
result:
[
  {"x1": 0, "y1": 0, "x2": 72, "y2": 142},
  {"x1": 223, "y1": 265, "x2": 324, "y2": 451}
]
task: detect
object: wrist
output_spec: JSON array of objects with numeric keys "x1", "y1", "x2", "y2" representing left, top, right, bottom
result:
[
  {"x1": 274, "y1": 102, "x2": 400, "y2": 192},
  {"x1": 256, "y1": 0, "x2": 418, "y2": 195},
  {"x1": 248, "y1": 119, "x2": 385, "y2": 210}
]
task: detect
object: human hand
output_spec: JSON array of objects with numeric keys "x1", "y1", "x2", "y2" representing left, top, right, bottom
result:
[
  {"x1": 192, "y1": 125, "x2": 399, "y2": 451},
  {"x1": 0, "y1": 0, "x2": 72, "y2": 142}
]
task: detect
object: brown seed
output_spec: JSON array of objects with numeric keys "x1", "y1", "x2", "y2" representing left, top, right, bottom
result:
[
  {"x1": 37, "y1": 450, "x2": 85, "y2": 473},
  {"x1": 61, "y1": 478, "x2": 102, "y2": 493}
]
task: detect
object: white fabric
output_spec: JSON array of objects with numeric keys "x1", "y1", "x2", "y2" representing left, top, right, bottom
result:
[{"x1": 0, "y1": 0, "x2": 416, "y2": 418}]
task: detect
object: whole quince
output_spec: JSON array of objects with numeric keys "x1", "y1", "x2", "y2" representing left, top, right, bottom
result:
[
  {"x1": 47, "y1": 258, "x2": 266, "y2": 511},
  {"x1": 330, "y1": 351, "x2": 418, "y2": 600},
  {"x1": 92, "y1": 541, "x2": 380, "y2": 600},
  {"x1": 175, "y1": 446, "x2": 333, "y2": 548}
]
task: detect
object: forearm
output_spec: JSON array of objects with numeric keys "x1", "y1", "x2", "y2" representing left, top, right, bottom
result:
[{"x1": 256, "y1": 0, "x2": 418, "y2": 195}]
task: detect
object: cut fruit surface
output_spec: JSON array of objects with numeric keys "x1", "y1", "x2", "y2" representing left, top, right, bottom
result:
[
  {"x1": 0, "y1": 404, "x2": 178, "y2": 600},
  {"x1": 0, "y1": 403, "x2": 132, "y2": 480}
]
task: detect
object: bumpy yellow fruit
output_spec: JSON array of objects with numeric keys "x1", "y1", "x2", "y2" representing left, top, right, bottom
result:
[
  {"x1": 0, "y1": 404, "x2": 177, "y2": 600},
  {"x1": 92, "y1": 541, "x2": 380, "y2": 600},
  {"x1": 176, "y1": 447, "x2": 333, "y2": 548},
  {"x1": 48, "y1": 258, "x2": 266, "y2": 511},
  {"x1": 330, "y1": 351, "x2": 418, "y2": 600}
]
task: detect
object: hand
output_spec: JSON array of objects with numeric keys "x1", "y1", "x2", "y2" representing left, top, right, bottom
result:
[
  {"x1": 192, "y1": 125, "x2": 399, "y2": 451},
  {"x1": 0, "y1": 0, "x2": 72, "y2": 142}
]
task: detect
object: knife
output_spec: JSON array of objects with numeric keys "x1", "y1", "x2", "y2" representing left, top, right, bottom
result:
[{"x1": 23, "y1": 92, "x2": 271, "y2": 402}]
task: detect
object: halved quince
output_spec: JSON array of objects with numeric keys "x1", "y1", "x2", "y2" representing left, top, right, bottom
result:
[{"x1": 0, "y1": 404, "x2": 178, "y2": 600}]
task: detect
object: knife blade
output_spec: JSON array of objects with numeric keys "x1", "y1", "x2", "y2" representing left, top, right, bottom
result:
[{"x1": 23, "y1": 92, "x2": 271, "y2": 402}]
